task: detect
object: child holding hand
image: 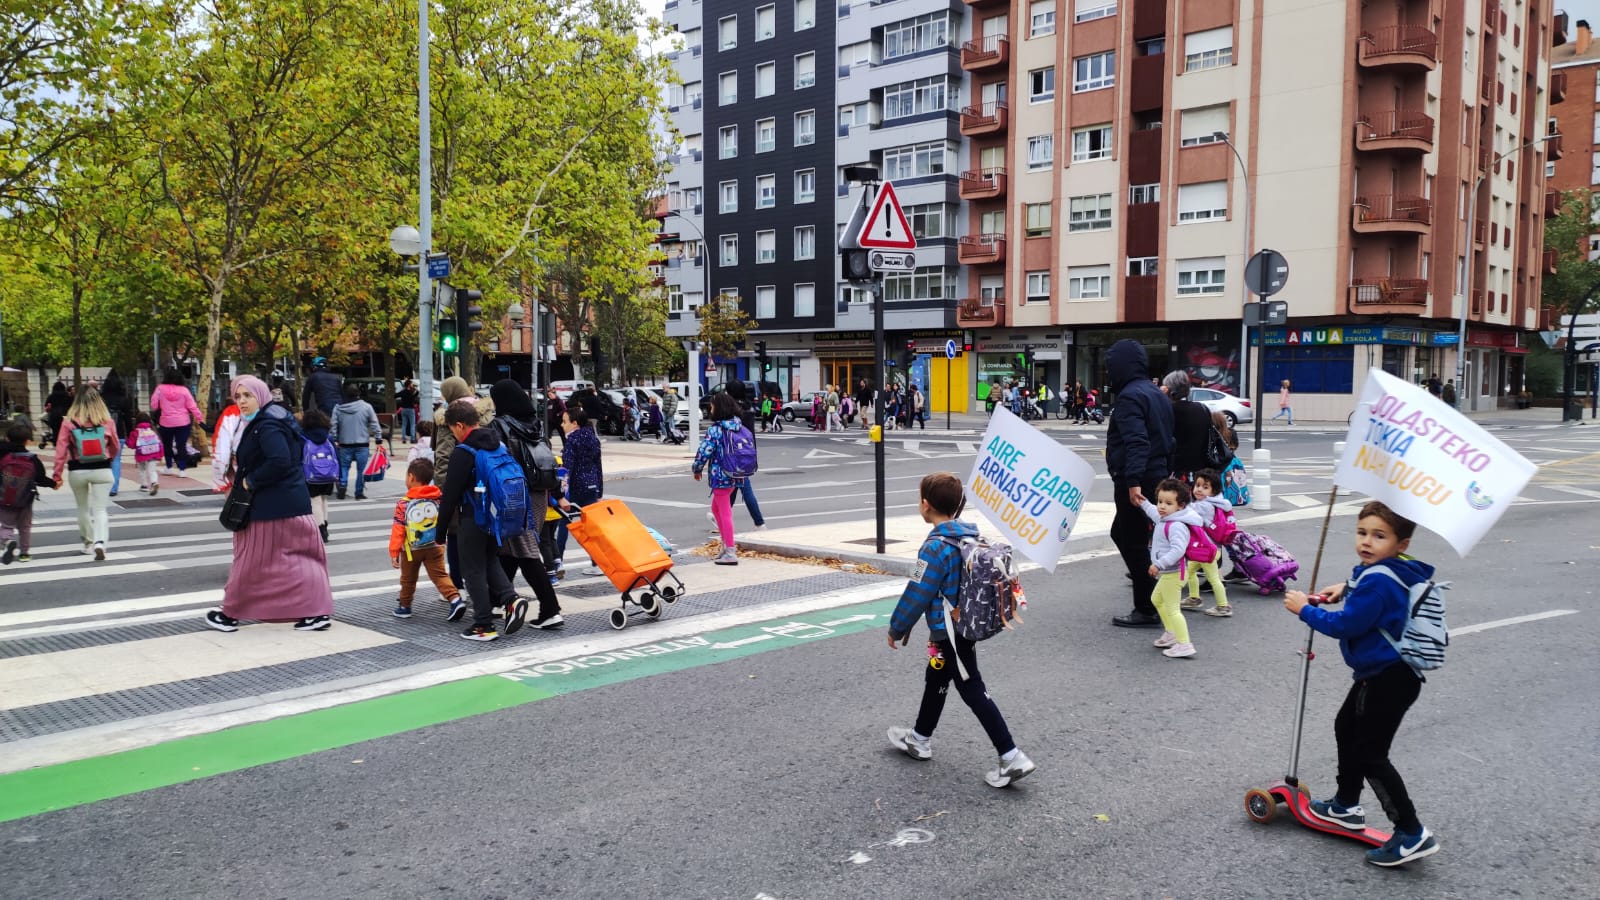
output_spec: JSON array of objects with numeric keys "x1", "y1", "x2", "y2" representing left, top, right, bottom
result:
[
  {"x1": 1182, "y1": 468, "x2": 1233, "y2": 618},
  {"x1": 1139, "y1": 477, "x2": 1206, "y2": 658},
  {"x1": 389, "y1": 458, "x2": 464, "y2": 621}
]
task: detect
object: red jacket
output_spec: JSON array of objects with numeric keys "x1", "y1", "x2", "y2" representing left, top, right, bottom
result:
[{"x1": 390, "y1": 483, "x2": 443, "y2": 557}]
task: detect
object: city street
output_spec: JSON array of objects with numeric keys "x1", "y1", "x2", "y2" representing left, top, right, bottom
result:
[{"x1": 1, "y1": 412, "x2": 1597, "y2": 898}]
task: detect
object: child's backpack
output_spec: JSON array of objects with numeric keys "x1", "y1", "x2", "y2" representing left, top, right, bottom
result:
[
  {"x1": 68, "y1": 422, "x2": 110, "y2": 464},
  {"x1": 937, "y1": 535, "x2": 1023, "y2": 642},
  {"x1": 133, "y1": 427, "x2": 162, "y2": 459},
  {"x1": 303, "y1": 436, "x2": 339, "y2": 484},
  {"x1": 0, "y1": 452, "x2": 38, "y2": 510},
  {"x1": 718, "y1": 421, "x2": 759, "y2": 478},
  {"x1": 471, "y1": 445, "x2": 532, "y2": 543},
  {"x1": 402, "y1": 496, "x2": 441, "y2": 559},
  {"x1": 1202, "y1": 501, "x2": 1239, "y2": 546},
  {"x1": 1359, "y1": 565, "x2": 1450, "y2": 675},
  {"x1": 1165, "y1": 520, "x2": 1220, "y2": 578},
  {"x1": 1222, "y1": 457, "x2": 1251, "y2": 507}
]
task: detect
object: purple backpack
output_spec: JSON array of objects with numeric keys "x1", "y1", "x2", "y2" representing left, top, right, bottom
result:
[
  {"x1": 303, "y1": 437, "x2": 339, "y2": 484},
  {"x1": 717, "y1": 421, "x2": 759, "y2": 478}
]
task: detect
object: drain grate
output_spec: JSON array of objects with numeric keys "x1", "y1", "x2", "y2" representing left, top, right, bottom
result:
[
  {"x1": 843, "y1": 537, "x2": 905, "y2": 546},
  {"x1": 179, "y1": 489, "x2": 218, "y2": 497},
  {"x1": 113, "y1": 498, "x2": 181, "y2": 509}
]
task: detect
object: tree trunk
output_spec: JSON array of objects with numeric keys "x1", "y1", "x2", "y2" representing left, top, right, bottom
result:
[
  {"x1": 381, "y1": 348, "x2": 397, "y2": 414},
  {"x1": 71, "y1": 282, "x2": 83, "y2": 389},
  {"x1": 195, "y1": 275, "x2": 227, "y2": 422}
]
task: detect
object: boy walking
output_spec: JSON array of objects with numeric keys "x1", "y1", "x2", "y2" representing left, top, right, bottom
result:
[
  {"x1": 1284, "y1": 501, "x2": 1440, "y2": 867},
  {"x1": 0, "y1": 423, "x2": 50, "y2": 564},
  {"x1": 885, "y1": 472, "x2": 1036, "y2": 788},
  {"x1": 389, "y1": 458, "x2": 464, "y2": 620},
  {"x1": 437, "y1": 403, "x2": 528, "y2": 641}
]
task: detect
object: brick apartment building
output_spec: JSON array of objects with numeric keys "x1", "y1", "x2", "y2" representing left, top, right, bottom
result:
[{"x1": 659, "y1": 0, "x2": 1555, "y2": 415}]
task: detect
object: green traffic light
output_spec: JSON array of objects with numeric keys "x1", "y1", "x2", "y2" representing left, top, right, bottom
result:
[{"x1": 440, "y1": 334, "x2": 458, "y2": 352}]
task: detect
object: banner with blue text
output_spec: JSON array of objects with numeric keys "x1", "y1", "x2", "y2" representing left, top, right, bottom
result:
[{"x1": 964, "y1": 407, "x2": 1096, "y2": 573}]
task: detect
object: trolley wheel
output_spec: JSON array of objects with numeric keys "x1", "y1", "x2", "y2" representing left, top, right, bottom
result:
[
  {"x1": 660, "y1": 585, "x2": 679, "y2": 603},
  {"x1": 1244, "y1": 789, "x2": 1277, "y2": 824},
  {"x1": 639, "y1": 592, "x2": 660, "y2": 616},
  {"x1": 609, "y1": 608, "x2": 627, "y2": 630}
]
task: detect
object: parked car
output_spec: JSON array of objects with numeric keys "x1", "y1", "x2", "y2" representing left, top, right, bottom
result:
[
  {"x1": 569, "y1": 388, "x2": 626, "y2": 435},
  {"x1": 781, "y1": 391, "x2": 827, "y2": 422},
  {"x1": 1190, "y1": 387, "x2": 1254, "y2": 426},
  {"x1": 549, "y1": 379, "x2": 595, "y2": 400}
]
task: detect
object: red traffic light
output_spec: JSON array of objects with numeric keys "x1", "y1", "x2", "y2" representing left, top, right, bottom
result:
[
  {"x1": 905, "y1": 340, "x2": 916, "y2": 350},
  {"x1": 962, "y1": 342, "x2": 973, "y2": 352}
]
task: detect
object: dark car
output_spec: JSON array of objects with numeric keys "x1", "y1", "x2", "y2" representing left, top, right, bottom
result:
[{"x1": 569, "y1": 388, "x2": 626, "y2": 436}]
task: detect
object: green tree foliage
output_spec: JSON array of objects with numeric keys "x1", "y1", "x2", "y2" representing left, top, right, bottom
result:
[
  {"x1": 696, "y1": 291, "x2": 756, "y2": 360},
  {"x1": 1541, "y1": 190, "x2": 1600, "y2": 317}
]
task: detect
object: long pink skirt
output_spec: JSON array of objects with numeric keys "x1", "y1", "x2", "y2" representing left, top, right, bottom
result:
[{"x1": 222, "y1": 514, "x2": 336, "y2": 622}]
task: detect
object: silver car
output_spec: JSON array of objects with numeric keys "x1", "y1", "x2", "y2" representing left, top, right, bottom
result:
[{"x1": 1189, "y1": 387, "x2": 1254, "y2": 426}]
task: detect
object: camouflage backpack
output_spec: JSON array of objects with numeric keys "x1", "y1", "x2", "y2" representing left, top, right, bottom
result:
[{"x1": 937, "y1": 535, "x2": 1023, "y2": 642}]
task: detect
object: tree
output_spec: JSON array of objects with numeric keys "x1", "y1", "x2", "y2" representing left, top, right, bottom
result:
[
  {"x1": 696, "y1": 291, "x2": 756, "y2": 359},
  {"x1": 1543, "y1": 190, "x2": 1600, "y2": 414}
]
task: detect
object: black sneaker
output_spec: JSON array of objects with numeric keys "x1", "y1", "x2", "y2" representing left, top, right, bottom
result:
[
  {"x1": 503, "y1": 599, "x2": 529, "y2": 636},
  {"x1": 1, "y1": 540, "x2": 16, "y2": 565},
  {"x1": 294, "y1": 615, "x2": 332, "y2": 631},
  {"x1": 319, "y1": 522, "x2": 329, "y2": 543},
  {"x1": 1309, "y1": 798, "x2": 1367, "y2": 830},
  {"x1": 461, "y1": 624, "x2": 499, "y2": 642},
  {"x1": 204, "y1": 609, "x2": 240, "y2": 632},
  {"x1": 532, "y1": 613, "x2": 565, "y2": 629},
  {"x1": 447, "y1": 599, "x2": 468, "y2": 622},
  {"x1": 1222, "y1": 569, "x2": 1251, "y2": 584}
]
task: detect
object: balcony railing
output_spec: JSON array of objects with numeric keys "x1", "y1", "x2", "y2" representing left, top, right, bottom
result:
[
  {"x1": 1544, "y1": 249, "x2": 1559, "y2": 274},
  {"x1": 1474, "y1": 219, "x2": 1488, "y2": 245},
  {"x1": 1353, "y1": 194, "x2": 1431, "y2": 233},
  {"x1": 1548, "y1": 133, "x2": 1565, "y2": 160},
  {"x1": 958, "y1": 296, "x2": 1000, "y2": 325},
  {"x1": 957, "y1": 233, "x2": 1006, "y2": 265},
  {"x1": 1471, "y1": 290, "x2": 1484, "y2": 316},
  {"x1": 1357, "y1": 25, "x2": 1438, "y2": 67},
  {"x1": 1354, "y1": 109, "x2": 1434, "y2": 152},
  {"x1": 1552, "y1": 70, "x2": 1568, "y2": 103},
  {"x1": 1481, "y1": 72, "x2": 1495, "y2": 102},
  {"x1": 1545, "y1": 189, "x2": 1562, "y2": 218},
  {"x1": 961, "y1": 35, "x2": 1009, "y2": 71},
  {"x1": 1349, "y1": 277, "x2": 1428, "y2": 308},
  {"x1": 960, "y1": 100, "x2": 1008, "y2": 136},
  {"x1": 958, "y1": 167, "x2": 1007, "y2": 199},
  {"x1": 1125, "y1": 275, "x2": 1157, "y2": 322}
]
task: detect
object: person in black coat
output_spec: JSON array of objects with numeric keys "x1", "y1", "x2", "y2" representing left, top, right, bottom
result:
[
  {"x1": 301, "y1": 357, "x2": 343, "y2": 417},
  {"x1": 100, "y1": 372, "x2": 130, "y2": 434},
  {"x1": 1164, "y1": 371, "x2": 1213, "y2": 479},
  {"x1": 488, "y1": 379, "x2": 562, "y2": 630},
  {"x1": 43, "y1": 380, "x2": 71, "y2": 449},
  {"x1": 1104, "y1": 340, "x2": 1176, "y2": 629},
  {"x1": 438, "y1": 402, "x2": 524, "y2": 641}
]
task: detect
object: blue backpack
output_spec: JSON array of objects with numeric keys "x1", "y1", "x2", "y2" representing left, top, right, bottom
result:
[
  {"x1": 303, "y1": 437, "x2": 339, "y2": 484},
  {"x1": 471, "y1": 445, "x2": 532, "y2": 543},
  {"x1": 717, "y1": 420, "x2": 758, "y2": 478}
]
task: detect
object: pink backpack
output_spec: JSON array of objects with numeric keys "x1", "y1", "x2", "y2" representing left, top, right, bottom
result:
[
  {"x1": 1203, "y1": 503, "x2": 1238, "y2": 546},
  {"x1": 1165, "y1": 520, "x2": 1220, "y2": 577}
]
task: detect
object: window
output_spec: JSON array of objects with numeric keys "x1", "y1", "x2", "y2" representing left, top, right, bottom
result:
[
  {"x1": 980, "y1": 209, "x2": 1005, "y2": 234},
  {"x1": 718, "y1": 15, "x2": 737, "y2": 50},
  {"x1": 684, "y1": 81, "x2": 703, "y2": 107},
  {"x1": 839, "y1": 103, "x2": 872, "y2": 132},
  {"x1": 795, "y1": 169, "x2": 816, "y2": 203},
  {"x1": 794, "y1": 110, "x2": 816, "y2": 146},
  {"x1": 1262, "y1": 345, "x2": 1355, "y2": 394},
  {"x1": 684, "y1": 187, "x2": 702, "y2": 211},
  {"x1": 794, "y1": 283, "x2": 815, "y2": 317},
  {"x1": 1068, "y1": 193, "x2": 1112, "y2": 231},
  {"x1": 1547, "y1": 160, "x2": 1556, "y2": 178},
  {"x1": 1176, "y1": 256, "x2": 1226, "y2": 294},
  {"x1": 794, "y1": 225, "x2": 815, "y2": 259},
  {"x1": 719, "y1": 71, "x2": 737, "y2": 105},
  {"x1": 683, "y1": 28, "x2": 702, "y2": 54},
  {"x1": 719, "y1": 125, "x2": 738, "y2": 159},
  {"x1": 1067, "y1": 265, "x2": 1112, "y2": 299},
  {"x1": 980, "y1": 275, "x2": 1004, "y2": 306},
  {"x1": 1073, "y1": 52, "x2": 1114, "y2": 92},
  {"x1": 756, "y1": 230, "x2": 776, "y2": 264},
  {"x1": 720, "y1": 235, "x2": 738, "y2": 266},
  {"x1": 1030, "y1": 1, "x2": 1056, "y2": 36},
  {"x1": 883, "y1": 76, "x2": 954, "y2": 121},
  {"x1": 756, "y1": 62, "x2": 775, "y2": 98},
  {"x1": 756, "y1": 285, "x2": 776, "y2": 318},
  {"x1": 756, "y1": 5, "x2": 775, "y2": 40},
  {"x1": 1025, "y1": 202, "x2": 1052, "y2": 236},
  {"x1": 841, "y1": 40, "x2": 874, "y2": 72},
  {"x1": 1184, "y1": 27, "x2": 1232, "y2": 72},
  {"x1": 1027, "y1": 134, "x2": 1054, "y2": 169},
  {"x1": 1026, "y1": 271, "x2": 1051, "y2": 303},
  {"x1": 1074, "y1": 0, "x2": 1116, "y2": 23},
  {"x1": 905, "y1": 203, "x2": 951, "y2": 239},
  {"x1": 667, "y1": 287, "x2": 684, "y2": 313},
  {"x1": 882, "y1": 140, "x2": 955, "y2": 179},
  {"x1": 1030, "y1": 67, "x2": 1056, "y2": 102},
  {"x1": 883, "y1": 12, "x2": 950, "y2": 60},
  {"x1": 882, "y1": 266, "x2": 957, "y2": 302},
  {"x1": 1180, "y1": 105, "x2": 1228, "y2": 146},
  {"x1": 1127, "y1": 257, "x2": 1158, "y2": 276},
  {"x1": 756, "y1": 118, "x2": 775, "y2": 153},
  {"x1": 1129, "y1": 183, "x2": 1160, "y2": 204},
  {"x1": 719, "y1": 180, "x2": 738, "y2": 212},
  {"x1": 795, "y1": 0, "x2": 815, "y2": 30},
  {"x1": 756, "y1": 174, "x2": 775, "y2": 208},
  {"x1": 1177, "y1": 181, "x2": 1227, "y2": 222},
  {"x1": 1072, "y1": 124, "x2": 1112, "y2": 161},
  {"x1": 1138, "y1": 37, "x2": 1165, "y2": 55},
  {"x1": 685, "y1": 291, "x2": 703, "y2": 310},
  {"x1": 794, "y1": 53, "x2": 816, "y2": 89}
]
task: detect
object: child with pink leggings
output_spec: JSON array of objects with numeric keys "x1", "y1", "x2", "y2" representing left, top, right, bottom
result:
[{"x1": 692, "y1": 392, "x2": 750, "y2": 566}]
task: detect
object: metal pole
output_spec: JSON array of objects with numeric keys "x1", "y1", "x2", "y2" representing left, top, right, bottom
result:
[
  {"x1": 873, "y1": 278, "x2": 886, "y2": 555},
  {"x1": 1458, "y1": 172, "x2": 1480, "y2": 410},
  {"x1": 945, "y1": 354, "x2": 951, "y2": 430},
  {"x1": 1220, "y1": 134, "x2": 1253, "y2": 425},
  {"x1": 415, "y1": 0, "x2": 434, "y2": 411},
  {"x1": 1253, "y1": 251, "x2": 1270, "y2": 449}
]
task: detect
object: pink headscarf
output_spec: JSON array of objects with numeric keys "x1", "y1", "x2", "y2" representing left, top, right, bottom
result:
[{"x1": 229, "y1": 375, "x2": 272, "y2": 411}]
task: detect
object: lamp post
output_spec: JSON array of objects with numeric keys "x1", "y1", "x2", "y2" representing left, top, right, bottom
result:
[
  {"x1": 1215, "y1": 131, "x2": 1254, "y2": 432},
  {"x1": 1459, "y1": 133, "x2": 1555, "y2": 411}
]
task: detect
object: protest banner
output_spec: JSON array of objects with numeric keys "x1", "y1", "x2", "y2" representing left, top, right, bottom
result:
[
  {"x1": 964, "y1": 407, "x2": 1096, "y2": 573},
  {"x1": 1334, "y1": 369, "x2": 1536, "y2": 555}
]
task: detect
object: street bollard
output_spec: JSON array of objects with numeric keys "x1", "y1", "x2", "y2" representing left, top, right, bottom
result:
[{"x1": 1251, "y1": 448, "x2": 1272, "y2": 511}]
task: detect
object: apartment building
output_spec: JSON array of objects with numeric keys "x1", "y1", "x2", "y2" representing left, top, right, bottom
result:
[
  {"x1": 660, "y1": 0, "x2": 1554, "y2": 415},
  {"x1": 1548, "y1": 15, "x2": 1594, "y2": 249}
]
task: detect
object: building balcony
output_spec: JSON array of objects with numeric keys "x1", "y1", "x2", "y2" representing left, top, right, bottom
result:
[
  {"x1": 1349, "y1": 277, "x2": 1428, "y2": 312},
  {"x1": 960, "y1": 101, "x2": 1008, "y2": 136},
  {"x1": 1125, "y1": 275, "x2": 1157, "y2": 322},
  {"x1": 961, "y1": 0, "x2": 1007, "y2": 7},
  {"x1": 1354, "y1": 109, "x2": 1434, "y2": 153},
  {"x1": 1485, "y1": 0, "x2": 1499, "y2": 26},
  {"x1": 1481, "y1": 72, "x2": 1494, "y2": 102},
  {"x1": 1544, "y1": 249, "x2": 1559, "y2": 275},
  {"x1": 1548, "y1": 133, "x2": 1564, "y2": 160},
  {"x1": 1552, "y1": 70, "x2": 1567, "y2": 103},
  {"x1": 1545, "y1": 189, "x2": 1562, "y2": 218},
  {"x1": 957, "y1": 233, "x2": 1006, "y2": 265},
  {"x1": 1353, "y1": 195, "x2": 1431, "y2": 233},
  {"x1": 958, "y1": 296, "x2": 1002, "y2": 326},
  {"x1": 961, "y1": 35, "x2": 1009, "y2": 71},
  {"x1": 1474, "y1": 219, "x2": 1488, "y2": 246},
  {"x1": 958, "y1": 167, "x2": 1006, "y2": 200},
  {"x1": 1471, "y1": 290, "x2": 1485, "y2": 316},
  {"x1": 1357, "y1": 26, "x2": 1438, "y2": 70},
  {"x1": 1478, "y1": 145, "x2": 1492, "y2": 171}
]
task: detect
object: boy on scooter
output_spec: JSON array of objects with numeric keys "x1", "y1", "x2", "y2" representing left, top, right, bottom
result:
[{"x1": 1282, "y1": 501, "x2": 1440, "y2": 868}]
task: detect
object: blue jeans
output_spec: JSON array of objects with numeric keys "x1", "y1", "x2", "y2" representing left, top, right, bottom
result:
[
  {"x1": 337, "y1": 445, "x2": 370, "y2": 496},
  {"x1": 737, "y1": 478, "x2": 765, "y2": 527},
  {"x1": 399, "y1": 407, "x2": 417, "y2": 441},
  {"x1": 554, "y1": 482, "x2": 602, "y2": 560}
]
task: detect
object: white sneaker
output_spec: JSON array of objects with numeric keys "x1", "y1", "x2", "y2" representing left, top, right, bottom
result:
[
  {"x1": 1163, "y1": 642, "x2": 1197, "y2": 659},
  {"x1": 887, "y1": 726, "x2": 932, "y2": 761},
  {"x1": 581, "y1": 565, "x2": 603, "y2": 577},
  {"x1": 1153, "y1": 631, "x2": 1177, "y2": 648},
  {"x1": 985, "y1": 750, "x2": 1037, "y2": 788},
  {"x1": 714, "y1": 548, "x2": 739, "y2": 565}
]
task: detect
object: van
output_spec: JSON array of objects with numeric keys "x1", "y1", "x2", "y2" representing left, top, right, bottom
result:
[{"x1": 549, "y1": 379, "x2": 594, "y2": 400}]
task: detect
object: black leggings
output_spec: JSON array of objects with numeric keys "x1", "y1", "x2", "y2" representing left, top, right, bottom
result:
[
  {"x1": 1335, "y1": 663, "x2": 1423, "y2": 833},
  {"x1": 499, "y1": 554, "x2": 561, "y2": 620},
  {"x1": 1110, "y1": 475, "x2": 1162, "y2": 616},
  {"x1": 158, "y1": 424, "x2": 192, "y2": 470},
  {"x1": 914, "y1": 635, "x2": 1015, "y2": 756}
]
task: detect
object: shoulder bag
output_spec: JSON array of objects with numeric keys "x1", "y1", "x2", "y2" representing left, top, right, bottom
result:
[{"x1": 219, "y1": 478, "x2": 253, "y2": 532}]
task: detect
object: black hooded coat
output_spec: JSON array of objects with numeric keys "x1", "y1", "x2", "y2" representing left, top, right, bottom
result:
[{"x1": 1103, "y1": 340, "x2": 1174, "y2": 490}]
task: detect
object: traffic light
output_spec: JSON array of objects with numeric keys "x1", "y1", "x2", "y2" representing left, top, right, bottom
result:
[
  {"x1": 901, "y1": 339, "x2": 916, "y2": 372},
  {"x1": 840, "y1": 247, "x2": 873, "y2": 284},
  {"x1": 756, "y1": 340, "x2": 770, "y2": 373},
  {"x1": 437, "y1": 314, "x2": 458, "y2": 353},
  {"x1": 455, "y1": 289, "x2": 483, "y2": 344}
]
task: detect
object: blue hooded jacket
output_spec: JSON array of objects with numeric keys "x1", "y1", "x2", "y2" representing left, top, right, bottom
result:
[{"x1": 1299, "y1": 555, "x2": 1434, "y2": 680}]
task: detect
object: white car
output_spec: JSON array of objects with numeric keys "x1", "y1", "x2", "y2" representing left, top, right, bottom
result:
[{"x1": 1190, "y1": 387, "x2": 1254, "y2": 426}]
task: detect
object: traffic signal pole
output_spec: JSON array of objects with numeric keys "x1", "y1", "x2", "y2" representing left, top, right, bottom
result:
[
  {"x1": 872, "y1": 276, "x2": 886, "y2": 555},
  {"x1": 415, "y1": 0, "x2": 433, "y2": 412}
]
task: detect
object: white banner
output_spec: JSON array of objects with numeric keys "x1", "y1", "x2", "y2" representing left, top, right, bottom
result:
[
  {"x1": 964, "y1": 407, "x2": 1096, "y2": 573},
  {"x1": 1334, "y1": 369, "x2": 1536, "y2": 556}
]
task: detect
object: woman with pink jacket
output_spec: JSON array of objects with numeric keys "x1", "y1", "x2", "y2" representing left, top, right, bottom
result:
[{"x1": 149, "y1": 368, "x2": 203, "y2": 473}]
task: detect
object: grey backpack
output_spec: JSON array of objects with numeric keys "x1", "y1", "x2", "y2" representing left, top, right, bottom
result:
[{"x1": 937, "y1": 535, "x2": 1022, "y2": 643}]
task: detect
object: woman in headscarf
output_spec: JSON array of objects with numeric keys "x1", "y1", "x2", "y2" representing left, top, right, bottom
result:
[
  {"x1": 488, "y1": 380, "x2": 564, "y2": 629},
  {"x1": 432, "y1": 376, "x2": 493, "y2": 588},
  {"x1": 50, "y1": 384, "x2": 119, "y2": 560},
  {"x1": 204, "y1": 375, "x2": 335, "y2": 633}
]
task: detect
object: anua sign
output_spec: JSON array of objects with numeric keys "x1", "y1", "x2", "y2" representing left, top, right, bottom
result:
[
  {"x1": 1334, "y1": 369, "x2": 1536, "y2": 555},
  {"x1": 964, "y1": 407, "x2": 1095, "y2": 573}
]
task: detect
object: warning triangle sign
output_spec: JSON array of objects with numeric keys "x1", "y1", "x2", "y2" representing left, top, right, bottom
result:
[{"x1": 856, "y1": 182, "x2": 918, "y2": 250}]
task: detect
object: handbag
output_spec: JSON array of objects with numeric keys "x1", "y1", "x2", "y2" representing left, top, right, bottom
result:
[
  {"x1": 219, "y1": 480, "x2": 253, "y2": 531},
  {"x1": 1205, "y1": 426, "x2": 1236, "y2": 470},
  {"x1": 363, "y1": 445, "x2": 391, "y2": 482}
]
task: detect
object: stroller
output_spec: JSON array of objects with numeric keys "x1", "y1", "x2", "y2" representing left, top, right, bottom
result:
[{"x1": 1078, "y1": 391, "x2": 1104, "y2": 424}]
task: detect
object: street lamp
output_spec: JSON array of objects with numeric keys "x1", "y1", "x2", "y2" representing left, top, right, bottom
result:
[
  {"x1": 1459, "y1": 133, "x2": 1556, "y2": 411},
  {"x1": 1214, "y1": 131, "x2": 1254, "y2": 430}
]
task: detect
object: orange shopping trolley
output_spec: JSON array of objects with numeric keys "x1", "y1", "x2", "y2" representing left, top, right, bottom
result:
[{"x1": 562, "y1": 499, "x2": 686, "y2": 629}]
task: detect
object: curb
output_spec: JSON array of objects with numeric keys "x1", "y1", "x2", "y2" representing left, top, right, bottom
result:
[{"x1": 737, "y1": 539, "x2": 918, "y2": 577}]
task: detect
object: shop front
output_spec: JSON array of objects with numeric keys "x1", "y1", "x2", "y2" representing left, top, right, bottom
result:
[
  {"x1": 974, "y1": 330, "x2": 1069, "y2": 410},
  {"x1": 1253, "y1": 324, "x2": 1459, "y2": 419}
]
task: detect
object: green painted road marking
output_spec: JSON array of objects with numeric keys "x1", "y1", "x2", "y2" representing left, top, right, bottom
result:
[{"x1": 0, "y1": 598, "x2": 896, "y2": 824}]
